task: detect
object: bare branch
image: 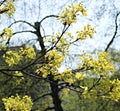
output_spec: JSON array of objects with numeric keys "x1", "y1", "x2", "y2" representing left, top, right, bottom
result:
[
  {"x1": 39, "y1": 15, "x2": 59, "y2": 24},
  {"x1": 21, "y1": 70, "x2": 58, "y2": 85},
  {"x1": 43, "y1": 107, "x2": 55, "y2": 111},
  {"x1": 105, "y1": 12, "x2": 120, "y2": 52},
  {"x1": 33, "y1": 93, "x2": 51, "y2": 102},
  {"x1": 8, "y1": 20, "x2": 35, "y2": 29},
  {"x1": 0, "y1": 71, "x2": 23, "y2": 78},
  {"x1": 0, "y1": 0, "x2": 7, "y2": 6},
  {"x1": 0, "y1": 68, "x2": 21, "y2": 72},
  {"x1": 13, "y1": 30, "x2": 35, "y2": 35}
]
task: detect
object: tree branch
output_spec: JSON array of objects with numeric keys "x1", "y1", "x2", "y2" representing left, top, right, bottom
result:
[
  {"x1": 88, "y1": 77, "x2": 101, "y2": 92},
  {"x1": 46, "y1": 24, "x2": 70, "y2": 51},
  {"x1": 0, "y1": 0, "x2": 7, "y2": 6},
  {"x1": 21, "y1": 24, "x2": 70, "y2": 71},
  {"x1": 105, "y1": 12, "x2": 120, "y2": 52},
  {"x1": 33, "y1": 93, "x2": 51, "y2": 102},
  {"x1": 39, "y1": 15, "x2": 59, "y2": 24},
  {"x1": 9, "y1": 20, "x2": 35, "y2": 29},
  {"x1": 0, "y1": 70, "x2": 23, "y2": 78},
  {"x1": 43, "y1": 107, "x2": 55, "y2": 111},
  {"x1": 0, "y1": 8, "x2": 9, "y2": 14},
  {"x1": 13, "y1": 30, "x2": 35, "y2": 35}
]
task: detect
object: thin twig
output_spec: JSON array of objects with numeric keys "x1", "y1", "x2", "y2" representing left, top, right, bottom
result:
[{"x1": 105, "y1": 12, "x2": 120, "y2": 52}]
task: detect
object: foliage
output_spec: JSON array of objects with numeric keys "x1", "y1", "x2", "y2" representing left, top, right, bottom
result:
[
  {"x1": 3, "y1": 46, "x2": 36, "y2": 67},
  {"x1": 61, "y1": 48, "x2": 120, "y2": 111},
  {"x1": 57, "y1": 2, "x2": 87, "y2": 25},
  {"x1": 0, "y1": 0, "x2": 15, "y2": 17},
  {"x1": 0, "y1": 1, "x2": 34, "y2": 111},
  {"x1": 0, "y1": 1, "x2": 120, "y2": 111},
  {"x1": 2, "y1": 95, "x2": 33, "y2": 111}
]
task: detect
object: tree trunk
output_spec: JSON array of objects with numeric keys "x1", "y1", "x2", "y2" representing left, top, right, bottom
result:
[{"x1": 49, "y1": 76, "x2": 63, "y2": 111}]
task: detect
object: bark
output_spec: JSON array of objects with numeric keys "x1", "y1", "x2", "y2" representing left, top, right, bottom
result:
[
  {"x1": 34, "y1": 22, "x2": 46, "y2": 54},
  {"x1": 49, "y1": 76, "x2": 63, "y2": 111}
]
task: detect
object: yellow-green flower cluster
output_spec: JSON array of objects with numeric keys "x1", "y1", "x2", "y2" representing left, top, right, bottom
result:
[
  {"x1": 75, "y1": 72, "x2": 84, "y2": 80},
  {"x1": 3, "y1": 51, "x2": 21, "y2": 67},
  {"x1": 76, "y1": 24, "x2": 95, "y2": 40},
  {"x1": 57, "y1": 38, "x2": 70, "y2": 55},
  {"x1": 0, "y1": 0, "x2": 16, "y2": 17},
  {"x1": 3, "y1": 46, "x2": 36, "y2": 67},
  {"x1": 0, "y1": 44, "x2": 6, "y2": 51},
  {"x1": 51, "y1": 33, "x2": 71, "y2": 55},
  {"x1": 46, "y1": 50, "x2": 64, "y2": 67},
  {"x1": 14, "y1": 71, "x2": 23, "y2": 77},
  {"x1": 36, "y1": 50, "x2": 64, "y2": 78},
  {"x1": 2, "y1": 95, "x2": 33, "y2": 111},
  {"x1": 57, "y1": 2, "x2": 87, "y2": 25},
  {"x1": 96, "y1": 79, "x2": 120, "y2": 102},
  {"x1": 13, "y1": 71, "x2": 24, "y2": 84},
  {"x1": 80, "y1": 78, "x2": 120, "y2": 101},
  {"x1": 62, "y1": 88, "x2": 70, "y2": 96},
  {"x1": 60, "y1": 69, "x2": 74, "y2": 85},
  {"x1": 79, "y1": 52, "x2": 114, "y2": 77},
  {"x1": 54, "y1": 70, "x2": 84, "y2": 85},
  {"x1": 65, "y1": 32, "x2": 73, "y2": 38},
  {"x1": 83, "y1": 89, "x2": 97, "y2": 99},
  {"x1": 19, "y1": 46, "x2": 36, "y2": 59},
  {"x1": 109, "y1": 79, "x2": 120, "y2": 101},
  {"x1": 80, "y1": 86, "x2": 89, "y2": 98},
  {"x1": 0, "y1": 28, "x2": 13, "y2": 42}
]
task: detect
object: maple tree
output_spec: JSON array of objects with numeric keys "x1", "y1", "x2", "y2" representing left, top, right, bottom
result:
[{"x1": 0, "y1": 1, "x2": 120, "y2": 111}]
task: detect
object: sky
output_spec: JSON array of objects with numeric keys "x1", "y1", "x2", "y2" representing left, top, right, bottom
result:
[{"x1": 0, "y1": 0, "x2": 120, "y2": 68}]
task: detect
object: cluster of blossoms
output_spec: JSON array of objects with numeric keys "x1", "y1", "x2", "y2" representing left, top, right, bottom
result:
[
  {"x1": 57, "y1": 2, "x2": 87, "y2": 25},
  {"x1": 82, "y1": 78, "x2": 120, "y2": 102},
  {"x1": 45, "y1": 32, "x2": 72, "y2": 56},
  {"x1": 19, "y1": 46, "x2": 36, "y2": 59},
  {"x1": 79, "y1": 52, "x2": 114, "y2": 77},
  {"x1": 109, "y1": 79, "x2": 120, "y2": 101},
  {"x1": 36, "y1": 50, "x2": 64, "y2": 78},
  {"x1": 1, "y1": 1, "x2": 34, "y2": 110},
  {"x1": 64, "y1": 24, "x2": 95, "y2": 42},
  {"x1": 0, "y1": 28, "x2": 13, "y2": 42},
  {"x1": 0, "y1": 0, "x2": 15, "y2": 50},
  {"x1": 13, "y1": 71, "x2": 24, "y2": 84},
  {"x1": 3, "y1": 46, "x2": 36, "y2": 67},
  {"x1": 60, "y1": 69, "x2": 74, "y2": 85},
  {"x1": 2, "y1": 95, "x2": 33, "y2": 111},
  {"x1": 53, "y1": 69, "x2": 84, "y2": 85},
  {"x1": 0, "y1": 0, "x2": 16, "y2": 17},
  {"x1": 0, "y1": 44, "x2": 6, "y2": 51},
  {"x1": 3, "y1": 50, "x2": 21, "y2": 67},
  {"x1": 0, "y1": 28, "x2": 13, "y2": 52},
  {"x1": 76, "y1": 24, "x2": 95, "y2": 40}
]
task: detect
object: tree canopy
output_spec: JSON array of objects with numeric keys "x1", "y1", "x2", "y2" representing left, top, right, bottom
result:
[{"x1": 0, "y1": 0, "x2": 120, "y2": 111}]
